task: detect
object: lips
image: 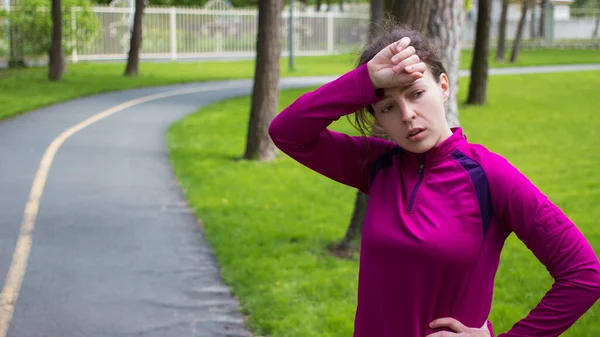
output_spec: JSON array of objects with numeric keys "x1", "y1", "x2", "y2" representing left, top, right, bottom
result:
[{"x1": 406, "y1": 128, "x2": 425, "y2": 138}]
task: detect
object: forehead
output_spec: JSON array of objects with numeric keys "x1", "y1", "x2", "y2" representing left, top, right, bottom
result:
[{"x1": 382, "y1": 70, "x2": 438, "y2": 96}]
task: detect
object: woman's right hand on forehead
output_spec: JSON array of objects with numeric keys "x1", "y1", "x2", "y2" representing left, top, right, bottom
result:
[{"x1": 367, "y1": 37, "x2": 427, "y2": 90}]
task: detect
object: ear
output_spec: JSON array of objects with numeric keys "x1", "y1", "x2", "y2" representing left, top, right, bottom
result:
[{"x1": 439, "y1": 73, "x2": 450, "y2": 102}]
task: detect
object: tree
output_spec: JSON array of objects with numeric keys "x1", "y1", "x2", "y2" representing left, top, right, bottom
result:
[
  {"x1": 369, "y1": 0, "x2": 384, "y2": 39},
  {"x1": 496, "y1": 0, "x2": 509, "y2": 61},
  {"x1": 384, "y1": 0, "x2": 394, "y2": 12},
  {"x1": 49, "y1": 0, "x2": 64, "y2": 81},
  {"x1": 7, "y1": 0, "x2": 25, "y2": 68},
  {"x1": 332, "y1": 0, "x2": 465, "y2": 256},
  {"x1": 530, "y1": 0, "x2": 537, "y2": 38},
  {"x1": 428, "y1": 0, "x2": 465, "y2": 127},
  {"x1": 2, "y1": 0, "x2": 97, "y2": 66},
  {"x1": 511, "y1": 0, "x2": 532, "y2": 63},
  {"x1": 331, "y1": 0, "x2": 400, "y2": 256},
  {"x1": 466, "y1": 0, "x2": 491, "y2": 105},
  {"x1": 539, "y1": 0, "x2": 546, "y2": 37},
  {"x1": 315, "y1": 0, "x2": 322, "y2": 11},
  {"x1": 392, "y1": 0, "x2": 433, "y2": 32},
  {"x1": 243, "y1": 0, "x2": 282, "y2": 161},
  {"x1": 124, "y1": 0, "x2": 145, "y2": 76}
]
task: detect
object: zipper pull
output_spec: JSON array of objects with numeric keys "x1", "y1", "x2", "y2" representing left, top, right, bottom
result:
[{"x1": 415, "y1": 153, "x2": 425, "y2": 173}]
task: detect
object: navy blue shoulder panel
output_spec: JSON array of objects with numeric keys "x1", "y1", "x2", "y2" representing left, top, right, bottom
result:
[
  {"x1": 451, "y1": 150, "x2": 494, "y2": 237},
  {"x1": 369, "y1": 147, "x2": 403, "y2": 184}
]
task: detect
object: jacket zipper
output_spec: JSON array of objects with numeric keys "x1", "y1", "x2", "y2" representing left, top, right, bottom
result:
[{"x1": 407, "y1": 153, "x2": 425, "y2": 212}]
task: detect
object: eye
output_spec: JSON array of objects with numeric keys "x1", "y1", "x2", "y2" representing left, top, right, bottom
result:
[
  {"x1": 381, "y1": 104, "x2": 394, "y2": 113},
  {"x1": 411, "y1": 90, "x2": 425, "y2": 99}
]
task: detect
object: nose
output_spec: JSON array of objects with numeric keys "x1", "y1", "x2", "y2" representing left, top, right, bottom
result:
[{"x1": 398, "y1": 100, "x2": 416, "y2": 122}]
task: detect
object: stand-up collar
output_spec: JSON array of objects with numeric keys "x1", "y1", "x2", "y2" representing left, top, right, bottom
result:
[{"x1": 408, "y1": 127, "x2": 468, "y2": 166}]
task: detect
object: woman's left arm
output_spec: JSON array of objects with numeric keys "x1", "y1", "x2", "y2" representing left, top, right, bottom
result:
[{"x1": 486, "y1": 153, "x2": 600, "y2": 337}]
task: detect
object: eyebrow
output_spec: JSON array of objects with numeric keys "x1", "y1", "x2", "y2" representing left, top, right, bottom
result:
[
  {"x1": 402, "y1": 81, "x2": 419, "y2": 90},
  {"x1": 381, "y1": 82, "x2": 419, "y2": 99}
]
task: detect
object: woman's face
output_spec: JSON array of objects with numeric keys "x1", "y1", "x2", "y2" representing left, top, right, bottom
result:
[{"x1": 371, "y1": 69, "x2": 453, "y2": 154}]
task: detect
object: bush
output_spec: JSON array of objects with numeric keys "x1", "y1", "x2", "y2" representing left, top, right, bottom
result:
[{"x1": 2, "y1": 0, "x2": 98, "y2": 58}]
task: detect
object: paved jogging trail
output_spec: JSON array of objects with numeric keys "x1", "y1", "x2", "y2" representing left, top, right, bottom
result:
[{"x1": 1, "y1": 64, "x2": 599, "y2": 337}]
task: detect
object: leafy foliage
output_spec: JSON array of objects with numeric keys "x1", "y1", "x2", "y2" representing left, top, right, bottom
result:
[
  {"x1": 2, "y1": 0, "x2": 98, "y2": 57},
  {"x1": 0, "y1": 10, "x2": 9, "y2": 56}
]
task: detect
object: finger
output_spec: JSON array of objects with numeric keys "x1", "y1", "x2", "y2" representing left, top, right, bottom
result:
[
  {"x1": 425, "y1": 332, "x2": 459, "y2": 337},
  {"x1": 391, "y1": 46, "x2": 416, "y2": 65},
  {"x1": 409, "y1": 71, "x2": 424, "y2": 80},
  {"x1": 396, "y1": 36, "x2": 411, "y2": 52},
  {"x1": 386, "y1": 37, "x2": 410, "y2": 56},
  {"x1": 405, "y1": 62, "x2": 427, "y2": 74},
  {"x1": 430, "y1": 318, "x2": 469, "y2": 333},
  {"x1": 393, "y1": 54, "x2": 420, "y2": 72}
]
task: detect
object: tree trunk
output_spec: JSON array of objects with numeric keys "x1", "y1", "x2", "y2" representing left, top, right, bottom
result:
[
  {"x1": 530, "y1": 0, "x2": 537, "y2": 38},
  {"x1": 48, "y1": 0, "x2": 64, "y2": 81},
  {"x1": 539, "y1": 0, "x2": 546, "y2": 38},
  {"x1": 393, "y1": 0, "x2": 433, "y2": 32},
  {"x1": 593, "y1": 0, "x2": 600, "y2": 38},
  {"x1": 427, "y1": 0, "x2": 465, "y2": 127},
  {"x1": 124, "y1": 0, "x2": 145, "y2": 76},
  {"x1": 384, "y1": 0, "x2": 394, "y2": 13},
  {"x1": 8, "y1": 0, "x2": 25, "y2": 68},
  {"x1": 330, "y1": 190, "x2": 369, "y2": 257},
  {"x1": 369, "y1": 0, "x2": 384, "y2": 40},
  {"x1": 9, "y1": 26, "x2": 25, "y2": 68},
  {"x1": 243, "y1": 0, "x2": 282, "y2": 161},
  {"x1": 333, "y1": 0, "x2": 439, "y2": 256},
  {"x1": 496, "y1": 0, "x2": 509, "y2": 61},
  {"x1": 511, "y1": 0, "x2": 531, "y2": 63},
  {"x1": 315, "y1": 0, "x2": 321, "y2": 11},
  {"x1": 466, "y1": 0, "x2": 491, "y2": 105}
]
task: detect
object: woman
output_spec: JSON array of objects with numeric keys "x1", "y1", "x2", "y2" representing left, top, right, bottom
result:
[{"x1": 268, "y1": 24, "x2": 600, "y2": 337}]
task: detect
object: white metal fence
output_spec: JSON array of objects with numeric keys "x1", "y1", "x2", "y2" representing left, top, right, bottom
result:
[
  {"x1": 68, "y1": 6, "x2": 370, "y2": 62},
  {"x1": 464, "y1": 7, "x2": 600, "y2": 48},
  {"x1": 1, "y1": 5, "x2": 599, "y2": 63}
]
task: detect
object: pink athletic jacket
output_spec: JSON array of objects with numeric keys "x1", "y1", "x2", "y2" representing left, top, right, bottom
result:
[{"x1": 268, "y1": 63, "x2": 600, "y2": 337}]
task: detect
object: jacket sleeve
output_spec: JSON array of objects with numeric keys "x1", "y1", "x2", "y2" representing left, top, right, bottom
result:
[
  {"x1": 485, "y1": 153, "x2": 600, "y2": 336},
  {"x1": 268, "y1": 63, "x2": 396, "y2": 194}
]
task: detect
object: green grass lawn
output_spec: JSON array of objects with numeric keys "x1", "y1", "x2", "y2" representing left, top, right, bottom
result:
[
  {"x1": 166, "y1": 71, "x2": 600, "y2": 336},
  {"x1": 461, "y1": 47, "x2": 600, "y2": 69},
  {"x1": 1, "y1": 48, "x2": 599, "y2": 121}
]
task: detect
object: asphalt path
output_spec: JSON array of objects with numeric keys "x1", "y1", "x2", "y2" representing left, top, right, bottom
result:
[{"x1": 0, "y1": 64, "x2": 599, "y2": 337}]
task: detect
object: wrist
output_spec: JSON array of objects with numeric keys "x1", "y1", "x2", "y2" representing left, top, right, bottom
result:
[
  {"x1": 354, "y1": 63, "x2": 384, "y2": 103},
  {"x1": 366, "y1": 60, "x2": 379, "y2": 89}
]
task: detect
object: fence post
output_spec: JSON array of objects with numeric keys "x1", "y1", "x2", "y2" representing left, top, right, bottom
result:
[
  {"x1": 71, "y1": 7, "x2": 78, "y2": 63},
  {"x1": 289, "y1": 0, "x2": 294, "y2": 70},
  {"x1": 543, "y1": 0, "x2": 555, "y2": 45},
  {"x1": 170, "y1": 7, "x2": 177, "y2": 60},
  {"x1": 327, "y1": 12, "x2": 334, "y2": 54}
]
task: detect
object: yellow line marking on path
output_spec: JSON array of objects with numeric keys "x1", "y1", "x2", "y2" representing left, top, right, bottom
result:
[{"x1": 0, "y1": 83, "x2": 243, "y2": 336}]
